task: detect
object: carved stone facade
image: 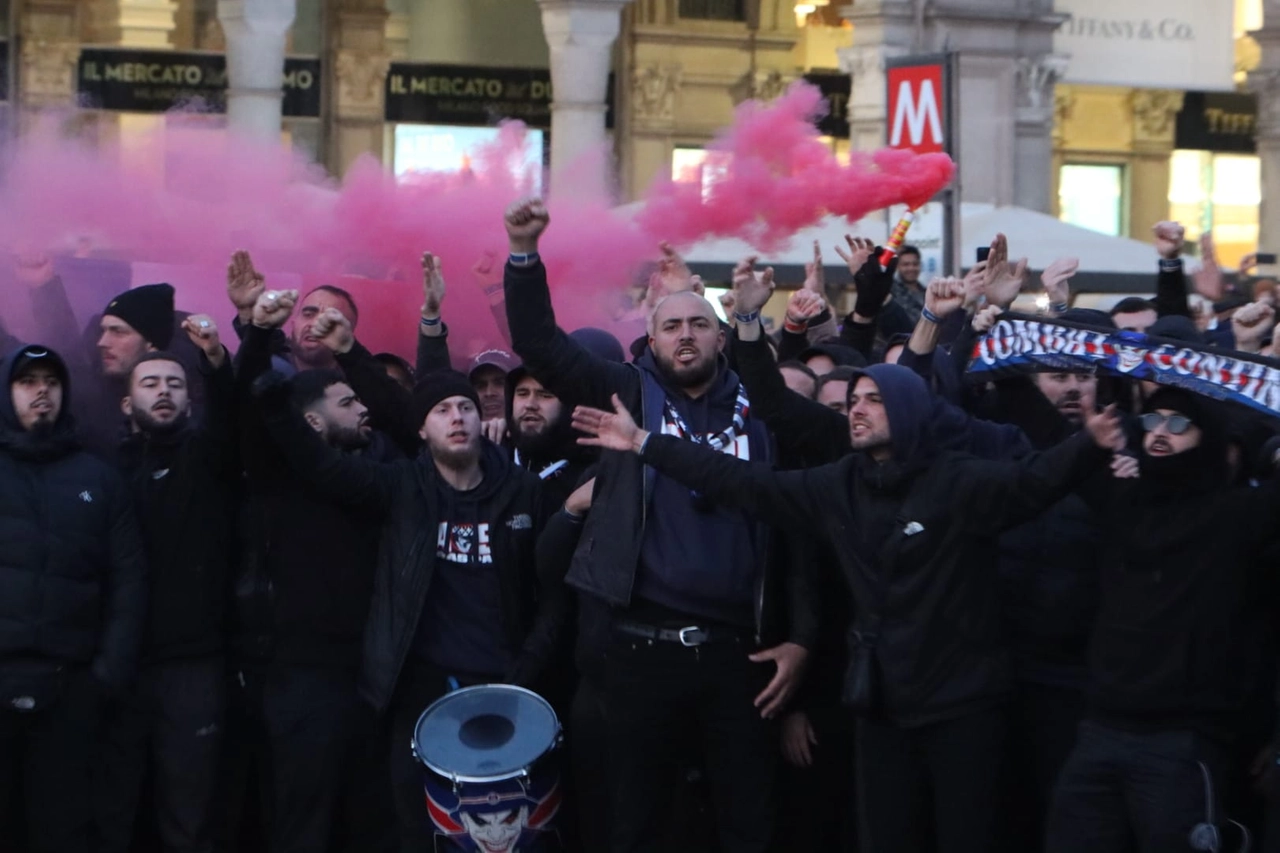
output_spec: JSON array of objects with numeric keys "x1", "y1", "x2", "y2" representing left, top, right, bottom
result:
[
  {"x1": 334, "y1": 48, "x2": 391, "y2": 117},
  {"x1": 618, "y1": 0, "x2": 800, "y2": 199},
  {"x1": 82, "y1": 0, "x2": 178, "y2": 49},
  {"x1": 631, "y1": 63, "x2": 681, "y2": 127},
  {"x1": 18, "y1": 0, "x2": 80, "y2": 112},
  {"x1": 1129, "y1": 89, "x2": 1184, "y2": 142}
]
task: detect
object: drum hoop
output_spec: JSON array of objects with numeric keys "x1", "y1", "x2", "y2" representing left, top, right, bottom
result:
[{"x1": 414, "y1": 683, "x2": 562, "y2": 785}]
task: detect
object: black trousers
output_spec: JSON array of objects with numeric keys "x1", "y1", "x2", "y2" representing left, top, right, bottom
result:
[
  {"x1": 589, "y1": 635, "x2": 778, "y2": 853},
  {"x1": 262, "y1": 663, "x2": 396, "y2": 853},
  {"x1": 214, "y1": 660, "x2": 271, "y2": 853},
  {"x1": 1003, "y1": 682, "x2": 1086, "y2": 853},
  {"x1": 856, "y1": 706, "x2": 1008, "y2": 853},
  {"x1": 776, "y1": 704, "x2": 857, "y2": 853},
  {"x1": 1046, "y1": 720, "x2": 1230, "y2": 853},
  {"x1": 0, "y1": 666, "x2": 105, "y2": 853},
  {"x1": 96, "y1": 656, "x2": 225, "y2": 853}
]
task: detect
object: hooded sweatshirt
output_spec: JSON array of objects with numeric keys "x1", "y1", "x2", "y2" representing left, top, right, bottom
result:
[
  {"x1": 632, "y1": 349, "x2": 770, "y2": 628},
  {"x1": 505, "y1": 366, "x2": 595, "y2": 510},
  {"x1": 413, "y1": 447, "x2": 521, "y2": 677},
  {"x1": 0, "y1": 344, "x2": 147, "y2": 689}
]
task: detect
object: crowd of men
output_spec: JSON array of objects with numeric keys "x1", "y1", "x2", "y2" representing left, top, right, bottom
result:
[{"x1": 3, "y1": 200, "x2": 1280, "y2": 853}]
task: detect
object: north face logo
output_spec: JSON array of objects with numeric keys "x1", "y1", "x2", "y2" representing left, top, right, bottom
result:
[{"x1": 79, "y1": 491, "x2": 93, "y2": 503}]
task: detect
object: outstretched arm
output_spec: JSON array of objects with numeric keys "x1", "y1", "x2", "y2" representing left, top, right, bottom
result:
[{"x1": 573, "y1": 395, "x2": 838, "y2": 531}]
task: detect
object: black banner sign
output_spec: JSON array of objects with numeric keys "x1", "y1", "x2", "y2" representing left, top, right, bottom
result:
[
  {"x1": 385, "y1": 63, "x2": 616, "y2": 129},
  {"x1": 1175, "y1": 91, "x2": 1257, "y2": 154},
  {"x1": 385, "y1": 63, "x2": 553, "y2": 127},
  {"x1": 77, "y1": 49, "x2": 321, "y2": 118},
  {"x1": 803, "y1": 72, "x2": 850, "y2": 139}
]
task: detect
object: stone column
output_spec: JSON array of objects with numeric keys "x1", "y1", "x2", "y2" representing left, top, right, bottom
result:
[
  {"x1": 82, "y1": 0, "x2": 178, "y2": 48},
  {"x1": 1127, "y1": 89, "x2": 1183, "y2": 242},
  {"x1": 218, "y1": 0, "x2": 296, "y2": 143},
  {"x1": 1014, "y1": 54, "x2": 1067, "y2": 213},
  {"x1": 536, "y1": 0, "x2": 632, "y2": 199},
  {"x1": 327, "y1": 0, "x2": 389, "y2": 177},
  {"x1": 1250, "y1": 2, "x2": 1280, "y2": 253},
  {"x1": 18, "y1": 0, "x2": 80, "y2": 123}
]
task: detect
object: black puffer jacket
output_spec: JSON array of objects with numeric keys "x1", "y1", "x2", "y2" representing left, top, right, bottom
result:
[
  {"x1": 0, "y1": 344, "x2": 147, "y2": 690},
  {"x1": 116, "y1": 355, "x2": 237, "y2": 663}
]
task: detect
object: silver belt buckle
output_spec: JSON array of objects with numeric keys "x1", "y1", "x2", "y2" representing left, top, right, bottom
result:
[{"x1": 678, "y1": 626, "x2": 707, "y2": 647}]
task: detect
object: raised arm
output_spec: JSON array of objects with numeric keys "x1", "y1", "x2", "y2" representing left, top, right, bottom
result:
[
  {"x1": 236, "y1": 286, "x2": 300, "y2": 483},
  {"x1": 572, "y1": 395, "x2": 839, "y2": 531},
  {"x1": 502, "y1": 198, "x2": 637, "y2": 408},
  {"x1": 1152, "y1": 221, "x2": 1191, "y2": 319},
  {"x1": 252, "y1": 370, "x2": 399, "y2": 515},
  {"x1": 305, "y1": 305, "x2": 419, "y2": 457},
  {"x1": 953, "y1": 407, "x2": 1120, "y2": 535},
  {"x1": 180, "y1": 313, "x2": 239, "y2": 470}
]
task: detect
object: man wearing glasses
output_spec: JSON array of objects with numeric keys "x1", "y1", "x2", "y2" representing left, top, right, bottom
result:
[{"x1": 1046, "y1": 387, "x2": 1280, "y2": 852}]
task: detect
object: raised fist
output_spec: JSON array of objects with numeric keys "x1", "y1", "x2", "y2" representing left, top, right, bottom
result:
[
  {"x1": 311, "y1": 307, "x2": 354, "y2": 354},
  {"x1": 785, "y1": 288, "x2": 825, "y2": 325},
  {"x1": 182, "y1": 313, "x2": 225, "y2": 369},
  {"x1": 1152, "y1": 222, "x2": 1185, "y2": 261},
  {"x1": 252, "y1": 289, "x2": 298, "y2": 330},
  {"x1": 14, "y1": 253, "x2": 55, "y2": 289},
  {"x1": 925, "y1": 276, "x2": 966, "y2": 320},
  {"x1": 505, "y1": 197, "x2": 550, "y2": 253}
]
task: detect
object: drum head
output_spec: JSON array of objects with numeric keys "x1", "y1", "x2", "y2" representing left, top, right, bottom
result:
[{"x1": 413, "y1": 684, "x2": 560, "y2": 783}]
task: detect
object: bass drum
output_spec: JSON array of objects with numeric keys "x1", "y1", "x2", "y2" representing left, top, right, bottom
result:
[{"x1": 412, "y1": 684, "x2": 563, "y2": 852}]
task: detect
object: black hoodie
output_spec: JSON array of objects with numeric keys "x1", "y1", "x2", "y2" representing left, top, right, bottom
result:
[
  {"x1": 637, "y1": 364, "x2": 1109, "y2": 725},
  {"x1": 1082, "y1": 392, "x2": 1280, "y2": 741},
  {"x1": 505, "y1": 365, "x2": 595, "y2": 510},
  {"x1": 0, "y1": 344, "x2": 147, "y2": 690}
]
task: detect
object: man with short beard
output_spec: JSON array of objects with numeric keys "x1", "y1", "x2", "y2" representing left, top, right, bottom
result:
[
  {"x1": 234, "y1": 288, "x2": 401, "y2": 853},
  {"x1": 252, "y1": 368, "x2": 551, "y2": 853},
  {"x1": 96, "y1": 316, "x2": 237, "y2": 853},
  {"x1": 502, "y1": 198, "x2": 818, "y2": 852},
  {"x1": 0, "y1": 344, "x2": 146, "y2": 853}
]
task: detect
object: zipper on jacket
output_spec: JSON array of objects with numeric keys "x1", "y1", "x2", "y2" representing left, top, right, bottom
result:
[{"x1": 624, "y1": 376, "x2": 647, "y2": 606}]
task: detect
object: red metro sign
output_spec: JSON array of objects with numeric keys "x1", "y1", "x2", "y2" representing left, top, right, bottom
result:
[{"x1": 885, "y1": 56, "x2": 952, "y2": 155}]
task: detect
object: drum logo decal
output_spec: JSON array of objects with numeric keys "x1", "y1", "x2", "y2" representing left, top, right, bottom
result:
[{"x1": 425, "y1": 777, "x2": 561, "y2": 852}]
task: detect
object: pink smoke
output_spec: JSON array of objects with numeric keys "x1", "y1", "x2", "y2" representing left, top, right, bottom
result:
[
  {"x1": 636, "y1": 81, "x2": 955, "y2": 252},
  {"x1": 0, "y1": 82, "x2": 953, "y2": 362}
]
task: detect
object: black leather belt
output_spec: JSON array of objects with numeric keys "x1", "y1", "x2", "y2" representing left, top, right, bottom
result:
[{"x1": 614, "y1": 620, "x2": 747, "y2": 648}]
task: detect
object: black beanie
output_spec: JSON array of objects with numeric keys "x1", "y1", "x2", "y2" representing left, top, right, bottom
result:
[
  {"x1": 103, "y1": 284, "x2": 175, "y2": 350},
  {"x1": 412, "y1": 370, "x2": 481, "y2": 427}
]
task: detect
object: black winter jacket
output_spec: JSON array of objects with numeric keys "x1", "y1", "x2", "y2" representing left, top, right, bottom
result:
[
  {"x1": 635, "y1": 373, "x2": 1108, "y2": 726},
  {"x1": 504, "y1": 260, "x2": 818, "y2": 654},
  {"x1": 0, "y1": 345, "x2": 147, "y2": 690},
  {"x1": 236, "y1": 323, "x2": 394, "y2": 671},
  {"x1": 116, "y1": 354, "x2": 238, "y2": 663},
  {"x1": 258, "y1": 387, "x2": 549, "y2": 713}
]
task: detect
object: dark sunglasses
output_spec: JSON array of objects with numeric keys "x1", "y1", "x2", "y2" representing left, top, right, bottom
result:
[{"x1": 1140, "y1": 412, "x2": 1193, "y2": 435}]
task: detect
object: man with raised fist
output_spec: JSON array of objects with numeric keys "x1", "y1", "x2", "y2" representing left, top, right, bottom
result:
[
  {"x1": 96, "y1": 316, "x2": 237, "y2": 853},
  {"x1": 502, "y1": 197, "x2": 820, "y2": 853}
]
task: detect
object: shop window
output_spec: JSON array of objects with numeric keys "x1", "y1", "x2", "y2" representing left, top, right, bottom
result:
[
  {"x1": 393, "y1": 124, "x2": 544, "y2": 193},
  {"x1": 672, "y1": 147, "x2": 731, "y2": 201},
  {"x1": 1169, "y1": 149, "x2": 1260, "y2": 266},
  {"x1": 678, "y1": 0, "x2": 746, "y2": 21},
  {"x1": 1058, "y1": 163, "x2": 1125, "y2": 237}
]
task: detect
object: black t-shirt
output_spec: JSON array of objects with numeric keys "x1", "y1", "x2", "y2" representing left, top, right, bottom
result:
[{"x1": 411, "y1": 479, "x2": 511, "y2": 678}]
